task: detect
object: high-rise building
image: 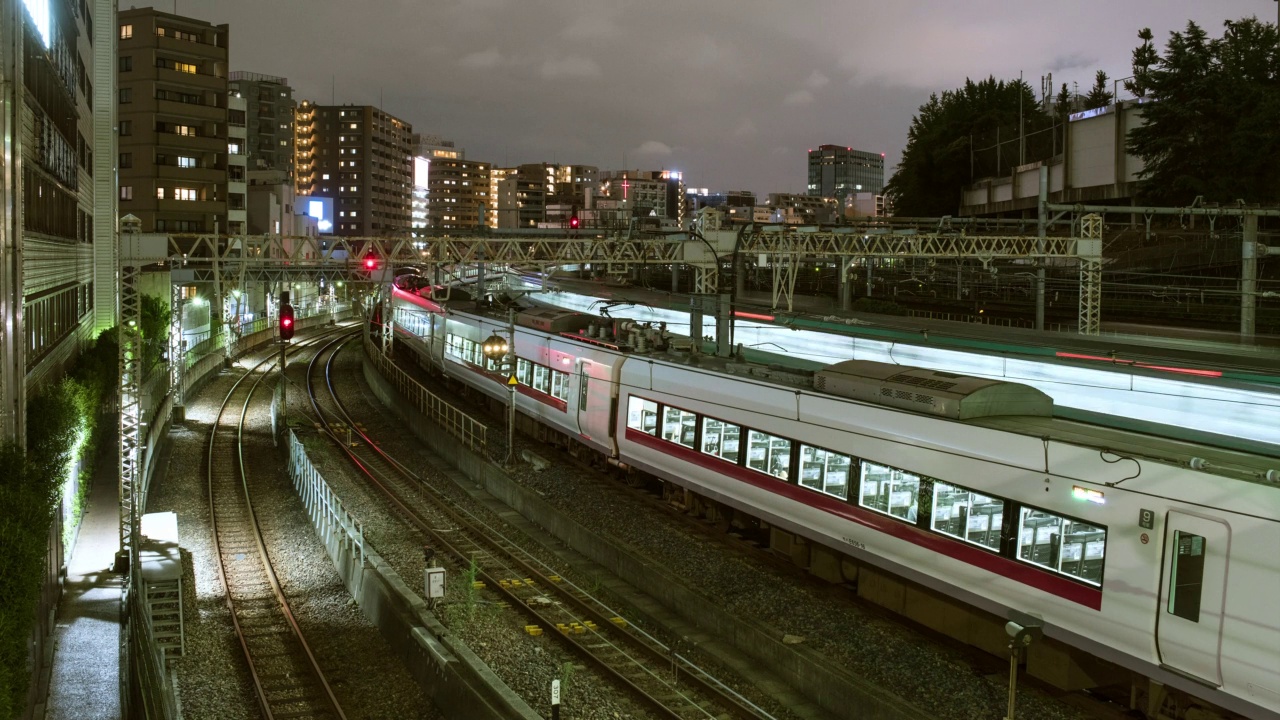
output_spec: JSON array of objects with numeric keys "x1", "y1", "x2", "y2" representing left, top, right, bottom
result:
[
  {"x1": 496, "y1": 172, "x2": 545, "y2": 229},
  {"x1": 228, "y1": 71, "x2": 295, "y2": 177},
  {"x1": 117, "y1": 8, "x2": 230, "y2": 234},
  {"x1": 599, "y1": 170, "x2": 687, "y2": 227},
  {"x1": 295, "y1": 104, "x2": 413, "y2": 236},
  {"x1": 412, "y1": 134, "x2": 462, "y2": 236},
  {"x1": 807, "y1": 145, "x2": 885, "y2": 201},
  {"x1": 226, "y1": 95, "x2": 248, "y2": 233},
  {"x1": 426, "y1": 158, "x2": 490, "y2": 230},
  {"x1": 487, "y1": 167, "x2": 512, "y2": 229},
  {"x1": 1, "y1": 0, "x2": 116, "y2": 443}
]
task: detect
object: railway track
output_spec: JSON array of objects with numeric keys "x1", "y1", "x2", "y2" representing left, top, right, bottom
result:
[
  {"x1": 304, "y1": 333, "x2": 773, "y2": 720},
  {"x1": 208, "y1": 327, "x2": 351, "y2": 720}
]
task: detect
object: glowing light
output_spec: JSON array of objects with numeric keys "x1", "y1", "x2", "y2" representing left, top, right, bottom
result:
[
  {"x1": 1072, "y1": 486, "x2": 1105, "y2": 504},
  {"x1": 22, "y1": 0, "x2": 51, "y2": 48},
  {"x1": 734, "y1": 310, "x2": 775, "y2": 321}
]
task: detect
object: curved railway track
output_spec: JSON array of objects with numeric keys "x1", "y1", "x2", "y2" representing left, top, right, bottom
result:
[
  {"x1": 304, "y1": 332, "x2": 774, "y2": 720},
  {"x1": 208, "y1": 327, "x2": 351, "y2": 720}
]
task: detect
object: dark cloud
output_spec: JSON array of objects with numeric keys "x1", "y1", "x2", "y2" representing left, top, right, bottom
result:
[{"x1": 180, "y1": 0, "x2": 1269, "y2": 195}]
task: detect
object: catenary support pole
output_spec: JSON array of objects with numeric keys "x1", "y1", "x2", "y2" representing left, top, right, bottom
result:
[
  {"x1": 1036, "y1": 166, "x2": 1048, "y2": 331},
  {"x1": 1241, "y1": 214, "x2": 1258, "y2": 341}
]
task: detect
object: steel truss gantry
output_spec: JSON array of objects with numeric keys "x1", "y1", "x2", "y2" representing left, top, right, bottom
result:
[{"x1": 735, "y1": 226, "x2": 1104, "y2": 333}]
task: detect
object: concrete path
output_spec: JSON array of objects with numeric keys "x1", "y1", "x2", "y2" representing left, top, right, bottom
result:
[{"x1": 45, "y1": 464, "x2": 122, "y2": 720}]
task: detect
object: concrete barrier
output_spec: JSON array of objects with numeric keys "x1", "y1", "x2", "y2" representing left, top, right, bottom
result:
[
  {"x1": 287, "y1": 432, "x2": 538, "y2": 720},
  {"x1": 363, "y1": 350, "x2": 920, "y2": 720}
]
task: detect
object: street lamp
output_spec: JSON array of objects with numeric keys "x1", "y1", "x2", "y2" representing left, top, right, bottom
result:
[{"x1": 480, "y1": 318, "x2": 516, "y2": 465}]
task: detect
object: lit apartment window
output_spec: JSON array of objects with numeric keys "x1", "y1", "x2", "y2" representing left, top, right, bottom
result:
[
  {"x1": 178, "y1": 156, "x2": 196, "y2": 168},
  {"x1": 175, "y1": 188, "x2": 197, "y2": 201},
  {"x1": 229, "y1": 142, "x2": 241, "y2": 154},
  {"x1": 175, "y1": 62, "x2": 197, "y2": 74},
  {"x1": 322, "y1": 173, "x2": 330, "y2": 180},
  {"x1": 157, "y1": 188, "x2": 166, "y2": 199},
  {"x1": 174, "y1": 124, "x2": 195, "y2": 136},
  {"x1": 120, "y1": 24, "x2": 133, "y2": 39},
  {"x1": 120, "y1": 186, "x2": 133, "y2": 200}
]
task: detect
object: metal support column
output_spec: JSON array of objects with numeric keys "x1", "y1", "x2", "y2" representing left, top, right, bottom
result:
[
  {"x1": 1036, "y1": 166, "x2": 1048, "y2": 331},
  {"x1": 715, "y1": 293, "x2": 732, "y2": 357},
  {"x1": 693, "y1": 265, "x2": 717, "y2": 295},
  {"x1": 1077, "y1": 214, "x2": 1103, "y2": 335},
  {"x1": 671, "y1": 264, "x2": 680, "y2": 293},
  {"x1": 771, "y1": 254, "x2": 799, "y2": 311},
  {"x1": 689, "y1": 296, "x2": 703, "y2": 353},
  {"x1": 169, "y1": 285, "x2": 184, "y2": 422},
  {"x1": 839, "y1": 258, "x2": 852, "y2": 311},
  {"x1": 118, "y1": 219, "x2": 145, "y2": 565},
  {"x1": 380, "y1": 283, "x2": 394, "y2": 357},
  {"x1": 1241, "y1": 214, "x2": 1258, "y2": 341}
]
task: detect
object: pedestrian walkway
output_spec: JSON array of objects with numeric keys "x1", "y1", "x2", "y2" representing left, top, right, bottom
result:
[{"x1": 45, "y1": 460, "x2": 122, "y2": 720}]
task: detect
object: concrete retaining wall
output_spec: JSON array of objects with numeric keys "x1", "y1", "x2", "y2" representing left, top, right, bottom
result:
[
  {"x1": 287, "y1": 433, "x2": 538, "y2": 720},
  {"x1": 362, "y1": 350, "x2": 920, "y2": 720}
]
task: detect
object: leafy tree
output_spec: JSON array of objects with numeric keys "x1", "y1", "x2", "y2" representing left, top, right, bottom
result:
[
  {"x1": 1126, "y1": 18, "x2": 1280, "y2": 205},
  {"x1": 1083, "y1": 70, "x2": 1114, "y2": 108},
  {"x1": 886, "y1": 76, "x2": 1044, "y2": 217}
]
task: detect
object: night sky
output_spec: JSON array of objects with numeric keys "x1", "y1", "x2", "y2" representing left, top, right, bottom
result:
[{"x1": 174, "y1": 0, "x2": 1270, "y2": 195}]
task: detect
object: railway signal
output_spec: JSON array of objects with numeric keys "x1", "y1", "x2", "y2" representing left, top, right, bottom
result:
[
  {"x1": 363, "y1": 251, "x2": 378, "y2": 272},
  {"x1": 279, "y1": 302, "x2": 295, "y2": 341}
]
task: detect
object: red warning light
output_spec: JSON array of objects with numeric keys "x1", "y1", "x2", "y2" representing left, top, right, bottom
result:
[{"x1": 570, "y1": 215, "x2": 580, "y2": 229}]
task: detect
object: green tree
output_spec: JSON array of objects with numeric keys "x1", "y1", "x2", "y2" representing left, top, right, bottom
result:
[
  {"x1": 886, "y1": 76, "x2": 1044, "y2": 217},
  {"x1": 1126, "y1": 18, "x2": 1280, "y2": 205},
  {"x1": 1082, "y1": 70, "x2": 1114, "y2": 108},
  {"x1": 1054, "y1": 83, "x2": 1075, "y2": 122}
]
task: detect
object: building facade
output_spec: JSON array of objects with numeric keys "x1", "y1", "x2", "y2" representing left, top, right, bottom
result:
[
  {"x1": 295, "y1": 104, "x2": 413, "y2": 236},
  {"x1": 228, "y1": 70, "x2": 295, "y2": 177},
  {"x1": 426, "y1": 158, "x2": 490, "y2": 230},
  {"x1": 598, "y1": 169, "x2": 687, "y2": 227},
  {"x1": 807, "y1": 145, "x2": 885, "y2": 200},
  {"x1": 412, "y1": 134, "x2": 462, "y2": 235},
  {"x1": 227, "y1": 94, "x2": 247, "y2": 233},
  {"x1": 2, "y1": 0, "x2": 117, "y2": 445},
  {"x1": 117, "y1": 8, "x2": 230, "y2": 234}
]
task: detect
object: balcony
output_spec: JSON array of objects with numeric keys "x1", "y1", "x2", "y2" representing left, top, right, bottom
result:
[
  {"x1": 156, "y1": 35, "x2": 227, "y2": 60},
  {"x1": 156, "y1": 98, "x2": 225, "y2": 122},
  {"x1": 156, "y1": 165, "x2": 224, "y2": 183},
  {"x1": 157, "y1": 198, "x2": 226, "y2": 215},
  {"x1": 157, "y1": 66, "x2": 226, "y2": 91}
]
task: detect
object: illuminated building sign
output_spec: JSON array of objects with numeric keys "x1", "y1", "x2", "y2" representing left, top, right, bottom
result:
[{"x1": 303, "y1": 196, "x2": 334, "y2": 233}]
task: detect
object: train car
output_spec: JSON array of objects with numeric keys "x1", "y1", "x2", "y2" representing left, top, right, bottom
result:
[{"x1": 391, "y1": 283, "x2": 1280, "y2": 720}]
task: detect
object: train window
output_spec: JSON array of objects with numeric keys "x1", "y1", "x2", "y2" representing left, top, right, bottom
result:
[
  {"x1": 551, "y1": 370, "x2": 570, "y2": 401},
  {"x1": 931, "y1": 481, "x2": 1003, "y2": 550},
  {"x1": 1168, "y1": 531, "x2": 1206, "y2": 622},
  {"x1": 627, "y1": 397, "x2": 658, "y2": 436},
  {"x1": 1016, "y1": 507, "x2": 1106, "y2": 586},
  {"x1": 746, "y1": 430, "x2": 791, "y2": 479},
  {"x1": 446, "y1": 333, "x2": 463, "y2": 358},
  {"x1": 661, "y1": 406, "x2": 697, "y2": 449},
  {"x1": 533, "y1": 364, "x2": 551, "y2": 394},
  {"x1": 859, "y1": 461, "x2": 920, "y2": 522},
  {"x1": 516, "y1": 358, "x2": 533, "y2": 386},
  {"x1": 799, "y1": 445, "x2": 850, "y2": 499},
  {"x1": 701, "y1": 418, "x2": 740, "y2": 463}
]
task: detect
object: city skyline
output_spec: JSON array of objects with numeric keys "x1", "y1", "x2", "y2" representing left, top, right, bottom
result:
[{"x1": 134, "y1": 0, "x2": 1274, "y2": 195}]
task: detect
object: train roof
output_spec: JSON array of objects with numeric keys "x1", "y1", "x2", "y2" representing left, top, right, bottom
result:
[
  {"x1": 442, "y1": 299, "x2": 1280, "y2": 487},
  {"x1": 814, "y1": 360, "x2": 1054, "y2": 420}
]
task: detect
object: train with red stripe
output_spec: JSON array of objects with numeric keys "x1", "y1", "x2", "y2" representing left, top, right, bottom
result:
[{"x1": 388, "y1": 280, "x2": 1280, "y2": 720}]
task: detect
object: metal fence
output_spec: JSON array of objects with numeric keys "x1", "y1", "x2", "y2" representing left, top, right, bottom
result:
[
  {"x1": 124, "y1": 582, "x2": 178, "y2": 720},
  {"x1": 288, "y1": 430, "x2": 365, "y2": 565},
  {"x1": 362, "y1": 332, "x2": 488, "y2": 452},
  {"x1": 905, "y1": 308, "x2": 1033, "y2": 328}
]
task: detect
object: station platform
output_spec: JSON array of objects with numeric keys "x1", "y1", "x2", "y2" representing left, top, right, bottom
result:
[{"x1": 43, "y1": 456, "x2": 122, "y2": 720}]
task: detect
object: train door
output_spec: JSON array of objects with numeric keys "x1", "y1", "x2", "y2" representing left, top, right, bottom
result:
[{"x1": 1156, "y1": 511, "x2": 1230, "y2": 686}]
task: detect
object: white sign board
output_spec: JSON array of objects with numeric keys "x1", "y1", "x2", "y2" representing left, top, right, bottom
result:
[
  {"x1": 551, "y1": 679, "x2": 560, "y2": 705},
  {"x1": 425, "y1": 567, "x2": 445, "y2": 599}
]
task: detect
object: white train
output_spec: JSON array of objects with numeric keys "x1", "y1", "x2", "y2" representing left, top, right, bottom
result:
[{"x1": 389, "y1": 284, "x2": 1280, "y2": 720}]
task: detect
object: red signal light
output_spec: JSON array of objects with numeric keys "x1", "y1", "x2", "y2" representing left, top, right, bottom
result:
[
  {"x1": 570, "y1": 215, "x2": 580, "y2": 229},
  {"x1": 279, "y1": 303, "x2": 296, "y2": 340},
  {"x1": 364, "y1": 254, "x2": 377, "y2": 270}
]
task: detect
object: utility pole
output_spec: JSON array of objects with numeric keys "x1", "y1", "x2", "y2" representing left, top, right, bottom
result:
[{"x1": 1036, "y1": 166, "x2": 1048, "y2": 331}]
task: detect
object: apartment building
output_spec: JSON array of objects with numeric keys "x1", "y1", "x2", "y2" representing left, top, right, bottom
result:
[
  {"x1": 228, "y1": 71, "x2": 295, "y2": 176},
  {"x1": 117, "y1": 7, "x2": 230, "y2": 233}
]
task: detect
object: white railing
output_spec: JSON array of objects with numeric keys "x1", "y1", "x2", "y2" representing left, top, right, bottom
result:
[
  {"x1": 362, "y1": 332, "x2": 488, "y2": 452},
  {"x1": 288, "y1": 430, "x2": 365, "y2": 565}
]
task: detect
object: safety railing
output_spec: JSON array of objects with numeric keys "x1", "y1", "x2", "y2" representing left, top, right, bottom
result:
[
  {"x1": 905, "y1": 308, "x2": 1032, "y2": 328},
  {"x1": 124, "y1": 580, "x2": 179, "y2": 720},
  {"x1": 288, "y1": 430, "x2": 365, "y2": 566},
  {"x1": 362, "y1": 331, "x2": 488, "y2": 452}
]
